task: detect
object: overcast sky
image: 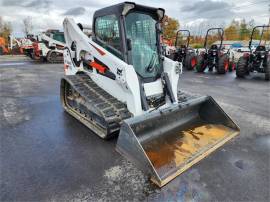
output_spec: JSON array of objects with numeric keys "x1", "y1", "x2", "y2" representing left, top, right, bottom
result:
[{"x1": 0, "y1": 0, "x2": 269, "y2": 37}]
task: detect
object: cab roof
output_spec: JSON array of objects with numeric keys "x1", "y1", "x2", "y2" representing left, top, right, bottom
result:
[{"x1": 93, "y1": 2, "x2": 165, "y2": 20}]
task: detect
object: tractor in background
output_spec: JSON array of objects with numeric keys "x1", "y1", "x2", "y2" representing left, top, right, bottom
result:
[
  {"x1": 236, "y1": 25, "x2": 270, "y2": 81},
  {"x1": 172, "y1": 30, "x2": 196, "y2": 70},
  {"x1": 196, "y1": 28, "x2": 229, "y2": 74}
]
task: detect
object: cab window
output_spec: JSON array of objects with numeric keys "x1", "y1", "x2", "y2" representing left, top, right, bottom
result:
[
  {"x1": 95, "y1": 15, "x2": 122, "y2": 59},
  {"x1": 53, "y1": 33, "x2": 65, "y2": 43}
]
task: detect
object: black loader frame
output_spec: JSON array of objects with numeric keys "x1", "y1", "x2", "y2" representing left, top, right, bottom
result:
[
  {"x1": 236, "y1": 25, "x2": 270, "y2": 80},
  {"x1": 172, "y1": 30, "x2": 197, "y2": 70},
  {"x1": 196, "y1": 28, "x2": 229, "y2": 74}
]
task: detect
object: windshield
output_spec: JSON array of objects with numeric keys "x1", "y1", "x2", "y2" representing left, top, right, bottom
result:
[
  {"x1": 53, "y1": 33, "x2": 65, "y2": 43},
  {"x1": 125, "y1": 12, "x2": 161, "y2": 79},
  {"x1": 175, "y1": 32, "x2": 189, "y2": 48}
]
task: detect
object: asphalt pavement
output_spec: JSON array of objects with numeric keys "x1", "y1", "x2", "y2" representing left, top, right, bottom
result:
[{"x1": 0, "y1": 55, "x2": 269, "y2": 201}]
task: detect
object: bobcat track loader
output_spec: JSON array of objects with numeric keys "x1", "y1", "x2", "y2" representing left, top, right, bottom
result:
[
  {"x1": 33, "y1": 30, "x2": 65, "y2": 63},
  {"x1": 0, "y1": 37, "x2": 9, "y2": 54},
  {"x1": 61, "y1": 2, "x2": 240, "y2": 187}
]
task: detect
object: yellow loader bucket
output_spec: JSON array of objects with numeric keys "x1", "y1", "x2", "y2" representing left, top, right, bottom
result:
[{"x1": 116, "y1": 96, "x2": 240, "y2": 187}]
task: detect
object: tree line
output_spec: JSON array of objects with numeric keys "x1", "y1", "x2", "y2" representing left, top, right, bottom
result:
[
  {"x1": 0, "y1": 16, "x2": 33, "y2": 42},
  {"x1": 0, "y1": 17, "x2": 12, "y2": 42},
  {"x1": 162, "y1": 16, "x2": 270, "y2": 48},
  {"x1": 224, "y1": 19, "x2": 270, "y2": 41}
]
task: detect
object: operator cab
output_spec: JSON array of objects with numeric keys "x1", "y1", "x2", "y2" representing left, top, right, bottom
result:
[
  {"x1": 210, "y1": 44, "x2": 218, "y2": 50},
  {"x1": 92, "y1": 2, "x2": 165, "y2": 82}
]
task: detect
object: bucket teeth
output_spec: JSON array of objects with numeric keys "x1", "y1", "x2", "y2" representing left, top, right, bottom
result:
[{"x1": 116, "y1": 96, "x2": 240, "y2": 187}]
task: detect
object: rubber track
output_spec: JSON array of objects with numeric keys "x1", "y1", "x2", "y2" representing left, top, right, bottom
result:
[
  {"x1": 47, "y1": 56, "x2": 63, "y2": 63},
  {"x1": 48, "y1": 58, "x2": 63, "y2": 63},
  {"x1": 62, "y1": 74, "x2": 132, "y2": 138}
]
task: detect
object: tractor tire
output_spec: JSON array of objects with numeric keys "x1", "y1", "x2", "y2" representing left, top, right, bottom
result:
[
  {"x1": 236, "y1": 56, "x2": 248, "y2": 78},
  {"x1": 265, "y1": 56, "x2": 270, "y2": 81},
  {"x1": 40, "y1": 56, "x2": 47, "y2": 62},
  {"x1": 196, "y1": 55, "x2": 206, "y2": 73},
  {"x1": 185, "y1": 52, "x2": 197, "y2": 70},
  {"x1": 217, "y1": 55, "x2": 229, "y2": 74}
]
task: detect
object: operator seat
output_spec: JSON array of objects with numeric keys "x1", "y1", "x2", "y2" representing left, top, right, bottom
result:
[
  {"x1": 255, "y1": 45, "x2": 266, "y2": 52},
  {"x1": 210, "y1": 44, "x2": 218, "y2": 50}
]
